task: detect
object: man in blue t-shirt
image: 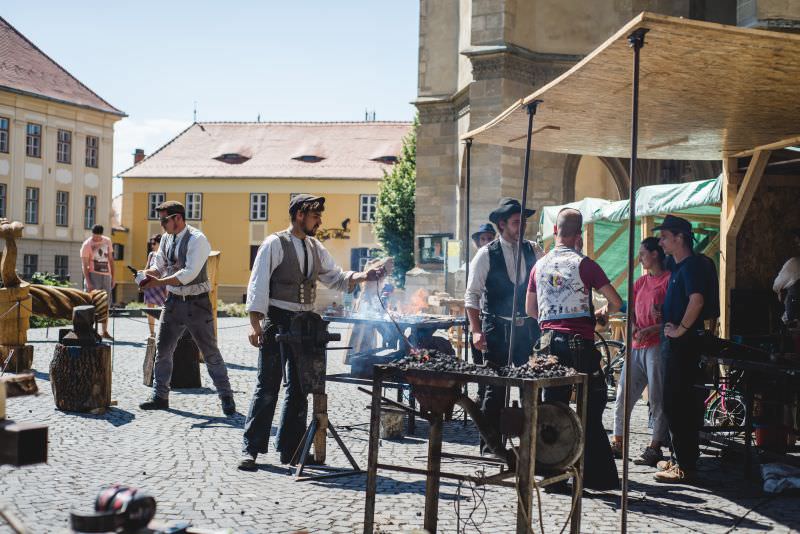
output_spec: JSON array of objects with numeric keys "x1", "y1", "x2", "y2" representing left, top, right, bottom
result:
[{"x1": 654, "y1": 215, "x2": 707, "y2": 483}]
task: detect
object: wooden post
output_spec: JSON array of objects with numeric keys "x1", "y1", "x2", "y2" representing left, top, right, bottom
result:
[
  {"x1": 424, "y1": 413, "x2": 444, "y2": 534},
  {"x1": 582, "y1": 223, "x2": 595, "y2": 257},
  {"x1": 207, "y1": 251, "x2": 220, "y2": 339},
  {"x1": 363, "y1": 373, "x2": 383, "y2": 534},
  {"x1": 516, "y1": 382, "x2": 538, "y2": 534},
  {"x1": 312, "y1": 393, "x2": 328, "y2": 464},
  {"x1": 720, "y1": 152, "x2": 770, "y2": 337}
]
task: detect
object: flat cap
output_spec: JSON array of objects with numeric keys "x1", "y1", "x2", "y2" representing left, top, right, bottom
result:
[
  {"x1": 289, "y1": 194, "x2": 326, "y2": 216},
  {"x1": 155, "y1": 200, "x2": 185, "y2": 216}
]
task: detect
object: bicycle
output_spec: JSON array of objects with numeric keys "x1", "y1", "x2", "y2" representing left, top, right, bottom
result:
[
  {"x1": 595, "y1": 331, "x2": 626, "y2": 400},
  {"x1": 703, "y1": 366, "x2": 746, "y2": 438}
]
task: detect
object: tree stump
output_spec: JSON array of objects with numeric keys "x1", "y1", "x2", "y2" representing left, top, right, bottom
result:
[
  {"x1": 50, "y1": 343, "x2": 111, "y2": 412},
  {"x1": 0, "y1": 345, "x2": 33, "y2": 373},
  {"x1": 143, "y1": 332, "x2": 200, "y2": 389}
]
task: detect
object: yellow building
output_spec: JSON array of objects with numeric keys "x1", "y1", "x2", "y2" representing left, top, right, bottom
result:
[
  {"x1": 0, "y1": 17, "x2": 125, "y2": 284},
  {"x1": 117, "y1": 121, "x2": 411, "y2": 305}
]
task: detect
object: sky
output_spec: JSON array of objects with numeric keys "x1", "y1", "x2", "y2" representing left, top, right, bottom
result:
[{"x1": 4, "y1": 1, "x2": 420, "y2": 195}]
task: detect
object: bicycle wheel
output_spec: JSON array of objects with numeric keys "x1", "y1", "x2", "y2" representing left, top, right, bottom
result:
[
  {"x1": 595, "y1": 338, "x2": 626, "y2": 400},
  {"x1": 706, "y1": 394, "x2": 746, "y2": 438}
]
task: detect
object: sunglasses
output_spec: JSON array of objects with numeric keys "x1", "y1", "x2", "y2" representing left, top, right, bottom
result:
[{"x1": 159, "y1": 214, "x2": 178, "y2": 225}]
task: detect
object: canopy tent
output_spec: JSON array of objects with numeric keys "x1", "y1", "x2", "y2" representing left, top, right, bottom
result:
[
  {"x1": 539, "y1": 177, "x2": 721, "y2": 299},
  {"x1": 463, "y1": 13, "x2": 800, "y2": 159},
  {"x1": 460, "y1": 12, "x2": 800, "y2": 532}
]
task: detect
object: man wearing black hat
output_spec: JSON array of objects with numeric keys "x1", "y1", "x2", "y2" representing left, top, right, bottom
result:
[
  {"x1": 238, "y1": 194, "x2": 384, "y2": 470},
  {"x1": 653, "y1": 214, "x2": 707, "y2": 483},
  {"x1": 526, "y1": 207, "x2": 622, "y2": 491},
  {"x1": 464, "y1": 198, "x2": 542, "y2": 455},
  {"x1": 138, "y1": 200, "x2": 236, "y2": 416},
  {"x1": 469, "y1": 222, "x2": 497, "y2": 399}
]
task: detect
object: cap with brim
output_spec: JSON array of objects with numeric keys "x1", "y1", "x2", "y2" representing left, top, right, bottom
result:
[
  {"x1": 289, "y1": 194, "x2": 326, "y2": 216},
  {"x1": 155, "y1": 200, "x2": 185, "y2": 216},
  {"x1": 489, "y1": 197, "x2": 536, "y2": 225},
  {"x1": 471, "y1": 223, "x2": 496, "y2": 240},
  {"x1": 653, "y1": 214, "x2": 692, "y2": 235}
]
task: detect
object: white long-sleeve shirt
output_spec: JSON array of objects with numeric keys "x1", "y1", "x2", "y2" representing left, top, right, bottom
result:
[
  {"x1": 774, "y1": 257, "x2": 800, "y2": 296},
  {"x1": 151, "y1": 225, "x2": 211, "y2": 296},
  {"x1": 464, "y1": 235, "x2": 543, "y2": 311},
  {"x1": 246, "y1": 228, "x2": 355, "y2": 314}
]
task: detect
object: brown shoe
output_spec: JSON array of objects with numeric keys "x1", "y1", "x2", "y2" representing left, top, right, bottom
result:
[
  {"x1": 654, "y1": 464, "x2": 694, "y2": 483},
  {"x1": 610, "y1": 441, "x2": 623, "y2": 459},
  {"x1": 656, "y1": 459, "x2": 675, "y2": 471}
]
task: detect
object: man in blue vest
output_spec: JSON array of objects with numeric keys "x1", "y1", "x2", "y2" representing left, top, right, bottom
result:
[
  {"x1": 526, "y1": 207, "x2": 622, "y2": 491},
  {"x1": 138, "y1": 200, "x2": 235, "y2": 416},
  {"x1": 465, "y1": 198, "x2": 542, "y2": 455}
]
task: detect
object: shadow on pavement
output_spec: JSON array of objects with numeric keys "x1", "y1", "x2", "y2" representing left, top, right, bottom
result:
[
  {"x1": 166, "y1": 407, "x2": 244, "y2": 429},
  {"x1": 65, "y1": 407, "x2": 136, "y2": 427}
]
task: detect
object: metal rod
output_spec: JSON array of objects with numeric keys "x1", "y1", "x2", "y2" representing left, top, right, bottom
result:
[
  {"x1": 464, "y1": 138, "x2": 473, "y2": 362},
  {"x1": 507, "y1": 100, "x2": 540, "y2": 368},
  {"x1": 621, "y1": 27, "x2": 647, "y2": 534}
]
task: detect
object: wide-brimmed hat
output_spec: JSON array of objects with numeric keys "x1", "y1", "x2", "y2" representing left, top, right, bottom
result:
[
  {"x1": 489, "y1": 198, "x2": 536, "y2": 225},
  {"x1": 471, "y1": 223, "x2": 496, "y2": 241}
]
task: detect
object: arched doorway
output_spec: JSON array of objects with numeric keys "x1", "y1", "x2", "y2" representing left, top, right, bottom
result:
[{"x1": 562, "y1": 154, "x2": 629, "y2": 202}]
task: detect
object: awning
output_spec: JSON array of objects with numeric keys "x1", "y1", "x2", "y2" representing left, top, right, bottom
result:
[{"x1": 462, "y1": 12, "x2": 800, "y2": 160}]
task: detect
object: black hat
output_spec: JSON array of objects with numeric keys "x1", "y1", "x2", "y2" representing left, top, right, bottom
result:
[
  {"x1": 489, "y1": 198, "x2": 536, "y2": 225},
  {"x1": 289, "y1": 194, "x2": 326, "y2": 216},
  {"x1": 471, "y1": 223, "x2": 496, "y2": 241},
  {"x1": 155, "y1": 200, "x2": 185, "y2": 216},
  {"x1": 653, "y1": 214, "x2": 692, "y2": 235}
]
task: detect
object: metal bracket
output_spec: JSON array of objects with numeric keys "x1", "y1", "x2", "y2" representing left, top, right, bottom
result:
[{"x1": 628, "y1": 27, "x2": 649, "y2": 49}]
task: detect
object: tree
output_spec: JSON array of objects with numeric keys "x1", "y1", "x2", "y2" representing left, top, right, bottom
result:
[{"x1": 374, "y1": 116, "x2": 417, "y2": 287}]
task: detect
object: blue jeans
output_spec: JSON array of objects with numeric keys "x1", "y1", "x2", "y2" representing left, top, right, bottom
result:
[{"x1": 242, "y1": 307, "x2": 308, "y2": 462}]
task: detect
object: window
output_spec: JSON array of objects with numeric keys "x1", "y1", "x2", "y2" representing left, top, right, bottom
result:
[
  {"x1": 112, "y1": 243, "x2": 124, "y2": 261},
  {"x1": 25, "y1": 187, "x2": 39, "y2": 224},
  {"x1": 0, "y1": 183, "x2": 6, "y2": 218},
  {"x1": 350, "y1": 247, "x2": 370, "y2": 271},
  {"x1": 85, "y1": 135, "x2": 99, "y2": 168},
  {"x1": 214, "y1": 153, "x2": 250, "y2": 164},
  {"x1": 26, "y1": 123, "x2": 41, "y2": 158},
  {"x1": 372, "y1": 155, "x2": 398, "y2": 164},
  {"x1": 55, "y1": 190, "x2": 69, "y2": 226},
  {"x1": 84, "y1": 195, "x2": 97, "y2": 229},
  {"x1": 57, "y1": 129, "x2": 71, "y2": 163},
  {"x1": 250, "y1": 193, "x2": 268, "y2": 221},
  {"x1": 22, "y1": 254, "x2": 38, "y2": 280},
  {"x1": 292, "y1": 155, "x2": 324, "y2": 163},
  {"x1": 249, "y1": 245, "x2": 260, "y2": 270},
  {"x1": 185, "y1": 192, "x2": 202, "y2": 220},
  {"x1": 54, "y1": 255, "x2": 69, "y2": 280},
  {"x1": 359, "y1": 194, "x2": 378, "y2": 223},
  {"x1": 148, "y1": 193, "x2": 165, "y2": 219},
  {"x1": 0, "y1": 117, "x2": 9, "y2": 153}
]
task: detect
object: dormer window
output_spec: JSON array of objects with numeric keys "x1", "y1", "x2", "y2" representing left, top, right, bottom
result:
[
  {"x1": 293, "y1": 155, "x2": 324, "y2": 163},
  {"x1": 372, "y1": 156, "x2": 398, "y2": 164},
  {"x1": 215, "y1": 153, "x2": 250, "y2": 164}
]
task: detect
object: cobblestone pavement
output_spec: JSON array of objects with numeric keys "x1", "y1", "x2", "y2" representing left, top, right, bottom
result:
[{"x1": 1, "y1": 316, "x2": 799, "y2": 533}]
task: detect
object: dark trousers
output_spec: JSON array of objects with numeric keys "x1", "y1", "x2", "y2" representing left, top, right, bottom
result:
[
  {"x1": 662, "y1": 331, "x2": 704, "y2": 470},
  {"x1": 242, "y1": 307, "x2": 308, "y2": 462},
  {"x1": 542, "y1": 331, "x2": 619, "y2": 490},
  {"x1": 470, "y1": 341, "x2": 486, "y2": 400},
  {"x1": 479, "y1": 317, "x2": 540, "y2": 452}
]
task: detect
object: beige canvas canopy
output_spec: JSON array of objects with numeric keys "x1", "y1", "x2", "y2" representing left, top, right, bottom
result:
[{"x1": 462, "y1": 12, "x2": 800, "y2": 160}]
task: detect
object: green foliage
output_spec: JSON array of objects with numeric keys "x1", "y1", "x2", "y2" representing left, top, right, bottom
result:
[
  {"x1": 217, "y1": 300, "x2": 247, "y2": 318},
  {"x1": 29, "y1": 272, "x2": 71, "y2": 328},
  {"x1": 374, "y1": 116, "x2": 417, "y2": 287},
  {"x1": 124, "y1": 301, "x2": 148, "y2": 309}
]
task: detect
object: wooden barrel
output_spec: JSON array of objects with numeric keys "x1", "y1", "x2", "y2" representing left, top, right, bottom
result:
[{"x1": 50, "y1": 343, "x2": 111, "y2": 412}]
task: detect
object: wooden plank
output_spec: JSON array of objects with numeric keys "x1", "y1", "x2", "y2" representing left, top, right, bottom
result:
[
  {"x1": 728, "y1": 150, "x2": 771, "y2": 238},
  {"x1": 719, "y1": 163, "x2": 739, "y2": 338},
  {"x1": 732, "y1": 135, "x2": 800, "y2": 158},
  {"x1": 463, "y1": 13, "x2": 800, "y2": 161},
  {"x1": 593, "y1": 224, "x2": 627, "y2": 259}
]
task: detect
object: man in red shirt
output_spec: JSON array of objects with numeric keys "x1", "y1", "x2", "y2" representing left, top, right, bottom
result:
[{"x1": 526, "y1": 208, "x2": 622, "y2": 491}]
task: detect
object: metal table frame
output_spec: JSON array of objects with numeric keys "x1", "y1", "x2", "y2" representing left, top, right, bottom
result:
[
  {"x1": 363, "y1": 365, "x2": 588, "y2": 534},
  {"x1": 326, "y1": 372, "x2": 418, "y2": 433}
]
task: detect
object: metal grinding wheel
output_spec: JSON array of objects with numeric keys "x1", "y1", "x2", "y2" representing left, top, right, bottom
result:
[{"x1": 535, "y1": 401, "x2": 584, "y2": 471}]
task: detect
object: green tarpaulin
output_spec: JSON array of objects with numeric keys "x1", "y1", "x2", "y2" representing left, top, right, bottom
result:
[{"x1": 538, "y1": 177, "x2": 722, "y2": 299}]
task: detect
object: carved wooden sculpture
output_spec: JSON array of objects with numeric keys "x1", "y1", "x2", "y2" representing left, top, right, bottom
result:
[
  {"x1": 28, "y1": 285, "x2": 109, "y2": 324},
  {"x1": 0, "y1": 219, "x2": 24, "y2": 288}
]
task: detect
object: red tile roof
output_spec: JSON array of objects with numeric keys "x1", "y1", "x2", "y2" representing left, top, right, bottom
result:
[
  {"x1": 120, "y1": 122, "x2": 413, "y2": 180},
  {"x1": 0, "y1": 17, "x2": 125, "y2": 116}
]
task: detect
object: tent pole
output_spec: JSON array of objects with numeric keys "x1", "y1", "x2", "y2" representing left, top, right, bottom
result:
[
  {"x1": 507, "y1": 100, "x2": 540, "y2": 369},
  {"x1": 621, "y1": 27, "x2": 648, "y2": 534},
  {"x1": 464, "y1": 138, "x2": 473, "y2": 356}
]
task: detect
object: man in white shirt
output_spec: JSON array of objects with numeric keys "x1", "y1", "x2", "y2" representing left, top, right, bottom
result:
[
  {"x1": 464, "y1": 198, "x2": 543, "y2": 455},
  {"x1": 774, "y1": 229, "x2": 800, "y2": 325},
  {"x1": 239, "y1": 194, "x2": 383, "y2": 470},
  {"x1": 138, "y1": 201, "x2": 235, "y2": 416}
]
